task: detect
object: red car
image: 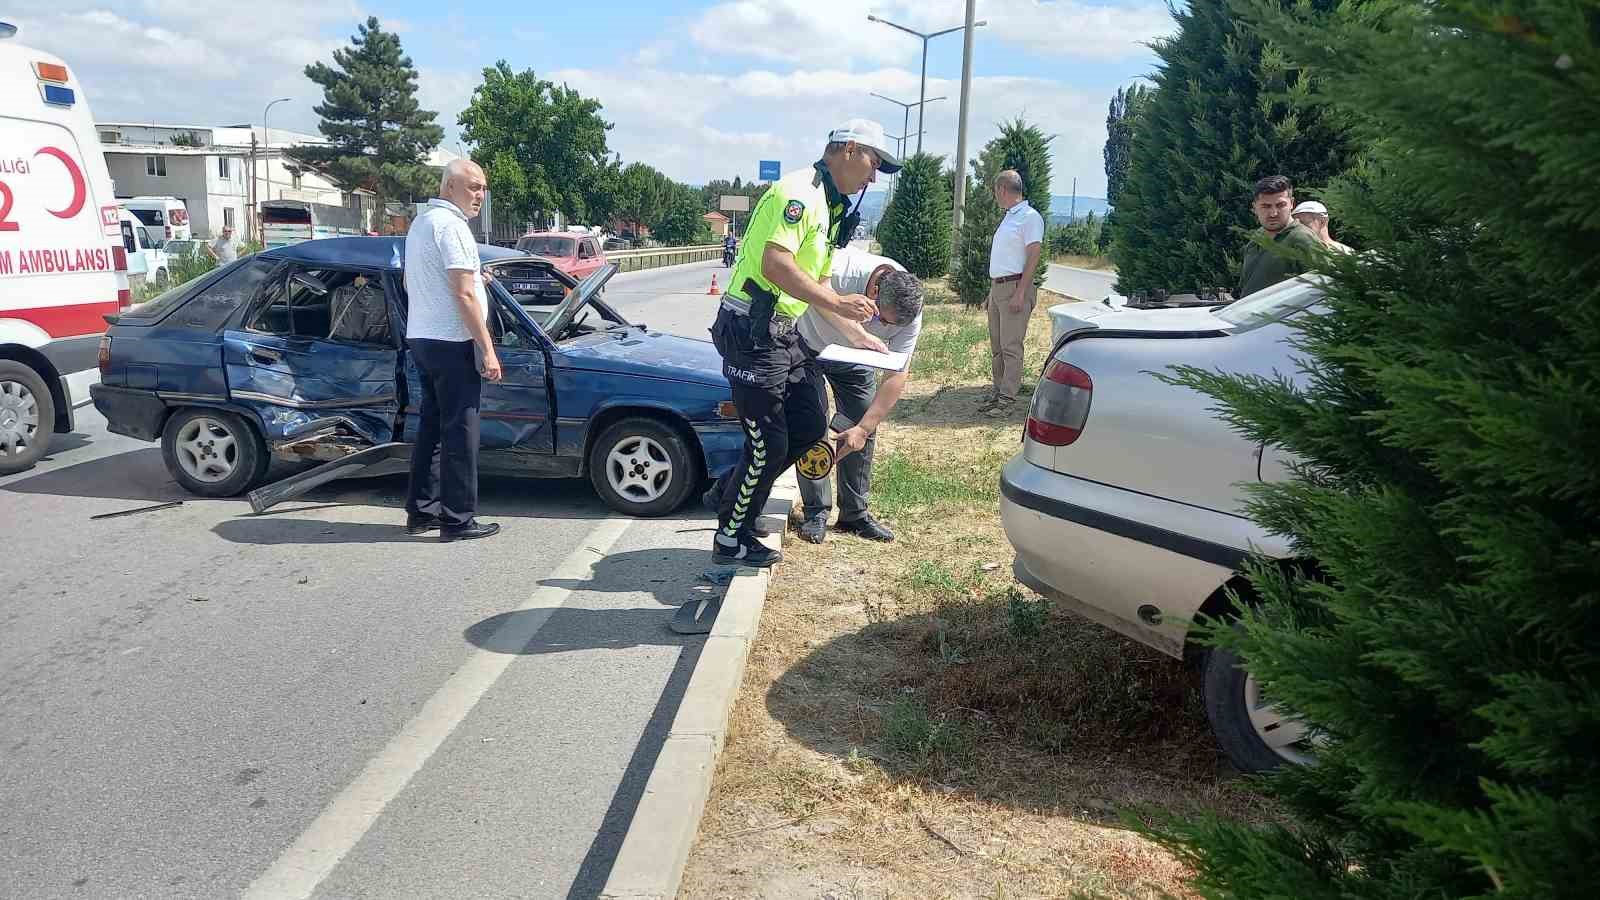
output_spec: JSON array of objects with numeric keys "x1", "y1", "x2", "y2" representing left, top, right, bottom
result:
[{"x1": 516, "y1": 231, "x2": 607, "y2": 280}]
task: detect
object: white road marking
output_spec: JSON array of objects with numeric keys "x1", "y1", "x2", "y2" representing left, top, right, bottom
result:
[{"x1": 242, "y1": 516, "x2": 634, "y2": 900}]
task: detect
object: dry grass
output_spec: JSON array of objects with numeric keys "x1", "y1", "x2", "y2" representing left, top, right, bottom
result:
[
  {"x1": 679, "y1": 291, "x2": 1273, "y2": 900},
  {"x1": 1050, "y1": 254, "x2": 1116, "y2": 271}
]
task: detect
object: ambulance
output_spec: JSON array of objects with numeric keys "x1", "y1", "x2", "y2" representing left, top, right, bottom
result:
[{"x1": 0, "y1": 22, "x2": 131, "y2": 474}]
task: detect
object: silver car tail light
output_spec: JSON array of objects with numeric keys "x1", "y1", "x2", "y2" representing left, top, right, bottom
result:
[{"x1": 1026, "y1": 359, "x2": 1092, "y2": 446}]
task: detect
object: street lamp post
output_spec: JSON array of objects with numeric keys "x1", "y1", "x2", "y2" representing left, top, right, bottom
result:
[
  {"x1": 869, "y1": 92, "x2": 945, "y2": 161},
  {"x1": 868, "y1": 14, "x2": 985, "y2": 154},
  {"x1": 259, "y1": 97, "x2": 290, "y2": 244}
]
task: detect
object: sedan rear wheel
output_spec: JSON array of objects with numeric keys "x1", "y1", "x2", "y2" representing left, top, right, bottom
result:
[
  {"x1": 162, "y1": 408, "x2": 268, "y2": 497},
  {"x1": 1202, "y1": 643, "x2": 1319, "y2": 773}
]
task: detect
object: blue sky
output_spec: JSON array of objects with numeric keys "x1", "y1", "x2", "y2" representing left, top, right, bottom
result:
[{"x1": 12, "y1": 1, "x2": 1171, "y2": 197}]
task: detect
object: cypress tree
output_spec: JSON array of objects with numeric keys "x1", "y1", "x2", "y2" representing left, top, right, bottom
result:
[
  {"x1": 951, "y1": 119, "x2": 1054, "y2": 305},
  {"x1": 1109, "y1": 0, "x2": 1351, "y2": 296},
  {"x1": 290, "y1": 17, "x2": 444, "y2": 220},
  {"x1": 877, "y1": 153, "x2": 951, "y2": 278},
  {"x1": 1147, "y1": 1, "x2": 1600, "y2": 897},
  {"x1": 1100, "y1": 84, "x2": 1152, "y2": 253}
]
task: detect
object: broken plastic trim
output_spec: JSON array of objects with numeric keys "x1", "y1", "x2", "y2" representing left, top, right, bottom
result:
[{"x1": 247, "y1": 442, "x2": 411, "y2": 514}]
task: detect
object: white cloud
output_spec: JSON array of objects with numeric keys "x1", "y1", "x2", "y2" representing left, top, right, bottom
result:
[
  {"x1": 692, "y1": 0, "x2": 1171, "y2": 65},
  {"x1": 542, "y1": 60, "x2": 1117, "y2": 196}
]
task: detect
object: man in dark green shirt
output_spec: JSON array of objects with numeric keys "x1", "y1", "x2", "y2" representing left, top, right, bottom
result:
[{"x1": 1238, "y1": 175, "x2": 1322, "y2": 298}]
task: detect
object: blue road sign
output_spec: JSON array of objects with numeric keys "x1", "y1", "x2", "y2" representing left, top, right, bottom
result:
[{"x1": 758, "y1": 160, "x2": 781, "y2": 181}]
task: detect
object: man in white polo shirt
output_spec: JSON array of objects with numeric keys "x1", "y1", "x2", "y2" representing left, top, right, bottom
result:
[
  {"x1": 402, "y1": 158, "x2": 503, "y2": 542},
  {"x1": 984, "y1": 169, "x2": 1046, "y2": 417},
  {"x1": 794, "y1": 247, "x2": 924, "y2": 544}
]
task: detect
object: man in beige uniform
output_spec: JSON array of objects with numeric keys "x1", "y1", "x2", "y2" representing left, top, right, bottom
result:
[{"x1": 983, "y1": 169, "x2": 1046, "y2": 417}]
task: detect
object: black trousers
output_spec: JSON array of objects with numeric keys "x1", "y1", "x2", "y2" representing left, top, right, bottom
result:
[
  {"x1": 405, "y1": 338, "x2": 482, "y2": 527},
  {"x1": 709, "y1": 306, "x2": 826, "y2": 542}
]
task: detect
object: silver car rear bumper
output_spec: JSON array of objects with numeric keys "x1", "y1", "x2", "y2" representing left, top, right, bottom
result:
[{"x1": 999, "y1": 454, "x2": 1289, "y2": 659}]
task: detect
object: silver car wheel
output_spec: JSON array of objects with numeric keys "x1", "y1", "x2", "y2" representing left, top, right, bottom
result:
[
  {"x1": 0, "y1": 378, "x2": 41, "y2": 460},
  {"x1": 605, "y1": 435, "x2": 673, "y2": 504},
  {"x1": 1244, "y1": 672, "x2": 1318, "y2": 767},
  {"x1": 174, "y1": 416, "x2": 239, "y2": 484}
]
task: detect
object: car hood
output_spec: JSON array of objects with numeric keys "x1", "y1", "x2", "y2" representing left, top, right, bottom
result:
[{"x1": 554, "y1": 329, "x2": 729, "y2": 387}]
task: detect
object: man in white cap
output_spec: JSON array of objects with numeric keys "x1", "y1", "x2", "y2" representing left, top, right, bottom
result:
[
  {"x1": 1292, "y1": 200, "x2": 1353, "y2": 254},
  {"x1": 706, "y1": 119, "x2": 899, "y2": 567}
]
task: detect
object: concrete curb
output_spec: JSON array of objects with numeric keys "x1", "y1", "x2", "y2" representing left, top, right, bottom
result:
[{"x1": 598, "y1": 473, "x2": 798, "y2": 900}]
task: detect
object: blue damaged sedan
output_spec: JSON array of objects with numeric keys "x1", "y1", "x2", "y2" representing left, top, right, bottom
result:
[{"x1": 90, "y1": 238, "x2": 742, "y2": 517}]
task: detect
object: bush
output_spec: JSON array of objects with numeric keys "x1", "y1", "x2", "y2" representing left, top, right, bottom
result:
[
  {"x1": 876, "y1": 153, "x2": 951, "y2": 278},
  {"x1": 1146, "y1": 1, "x2": 1600, "y2": 897}
]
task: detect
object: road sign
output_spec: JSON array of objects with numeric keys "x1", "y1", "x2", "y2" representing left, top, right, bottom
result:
[
  {"x1": 718, "y1": 195, "x2": 750, "y2": 213},
  {"x1": 758, "y1": 160, "x2": 781, "y2": 181}
]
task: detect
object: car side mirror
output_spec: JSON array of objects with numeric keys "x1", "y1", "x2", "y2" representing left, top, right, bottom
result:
[{"x1": 292, "y1": 272, "x2": 330, "y2": 296}]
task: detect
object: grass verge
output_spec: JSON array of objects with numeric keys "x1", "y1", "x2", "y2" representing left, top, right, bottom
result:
[{"x1": 679, "y1": 288, "x2": 1273, "y2": 900}]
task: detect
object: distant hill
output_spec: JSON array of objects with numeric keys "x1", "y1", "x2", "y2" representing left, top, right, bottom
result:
[{"x1": 1049, "y1": 195, "x2": 1111, "y2": 224}]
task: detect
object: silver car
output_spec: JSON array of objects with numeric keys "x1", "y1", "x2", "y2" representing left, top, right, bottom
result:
[{"x1": 1000, "y1": 278, "x2": 1323, "y2": 773}]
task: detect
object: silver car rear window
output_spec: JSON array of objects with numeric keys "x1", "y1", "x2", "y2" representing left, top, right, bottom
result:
[{"x1": 1215, "y1": 278, "x2": 1322, "y2": 332}]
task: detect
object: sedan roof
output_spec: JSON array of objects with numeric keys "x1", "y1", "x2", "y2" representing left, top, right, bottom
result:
[{"x1": 258, "y1": 236, "x2": 526, "y2": 270}]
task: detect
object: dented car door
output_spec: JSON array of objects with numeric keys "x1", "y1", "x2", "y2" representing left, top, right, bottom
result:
[{"x1": 222, "y1": 263, "x2": 401, "y2": 453}]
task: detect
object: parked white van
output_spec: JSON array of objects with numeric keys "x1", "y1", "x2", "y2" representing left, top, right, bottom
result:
[
  {"x1": 0, "y1": 23, "x2": 131, "y2": 473},
  {"x1": 122, "y1": 195, "x2": 191, "y2": 244}
]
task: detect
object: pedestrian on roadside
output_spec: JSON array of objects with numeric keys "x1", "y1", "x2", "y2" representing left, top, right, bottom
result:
[
  {"x1": 206, "y1": 226, "x2": 239, "y2": 264},
  {"x1": 793, "y1": 247, "x2": 924, "y2": 544},
  {"x1": 983, "y1": 170, "x2": 1046, "y2": 418},
  {"x1": 705, "y1": 119, "x2": 894, "y2": 567},
  {"x1": 1237, "y1": 175, "x2": 1323, "y2": 298},
  {"x1": 401, "y1": 158, "x2": 503, "y2": 542},
  {"x1": 1291, "y1": 200, "x2": 1354, "y2": 254}
]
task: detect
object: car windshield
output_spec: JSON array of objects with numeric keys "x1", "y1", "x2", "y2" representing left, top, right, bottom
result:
[
  {"x1": 539, "y1": 263, "x2": 619, "y2": 337},
  {"x1": 517, "y1": 236, "x2": 576, "y2": 257},
  {"x1": 1215, "y1": 277, "x2": 1323, "y2": 331}
]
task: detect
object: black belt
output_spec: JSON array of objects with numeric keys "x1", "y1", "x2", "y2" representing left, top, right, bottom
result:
[{"x1": 992, "y1": 273, "x2": 1024, "y2": 284}]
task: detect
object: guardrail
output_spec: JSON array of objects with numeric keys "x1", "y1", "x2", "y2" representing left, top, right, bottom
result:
[{"x1": 606, "y1": 244, "x2": 723, "y2": 273}]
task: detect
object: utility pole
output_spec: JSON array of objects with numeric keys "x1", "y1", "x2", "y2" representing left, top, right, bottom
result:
[
  {"x1": 1071, "y1": 177, "x2": 1078, "y2": 222},
  {"x1": 951, "y1": 0, "x2": 979, "y2": 253}
]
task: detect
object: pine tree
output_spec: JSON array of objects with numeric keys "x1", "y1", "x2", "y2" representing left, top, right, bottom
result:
[
  {"x1": 289, "y1": 17, "x2": 443, "y2": 222},
  {"x1": 1146, "y1": 1, "x2": 1600, "y2": 897},
  {"x1": 1109, "y1": 0, "x2": 1352, "y2": 296},
  {"x1": 876, "y1": 153, "x2": 950, "y2": 278},
  {"x1": 951, "y1": 119, "x2": 1053, "y2": 305}
]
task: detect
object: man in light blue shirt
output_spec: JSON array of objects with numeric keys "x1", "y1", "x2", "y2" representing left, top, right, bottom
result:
[{"x1": 402, "y1": 159, "x2": 502, "y2": 542}]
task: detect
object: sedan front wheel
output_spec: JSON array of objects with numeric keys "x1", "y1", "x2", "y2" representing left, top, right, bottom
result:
[{"x1": 588, "y1": 416, "x2": 697, "y2": 517}]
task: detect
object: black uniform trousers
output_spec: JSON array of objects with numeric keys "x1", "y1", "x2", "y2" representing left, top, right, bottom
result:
[
  {"x1": 405, "y1": 338, "x2": 483, "y2": 527},
  {"x1": 709, "y1": 305, "x2": 827, "y2": 541}
]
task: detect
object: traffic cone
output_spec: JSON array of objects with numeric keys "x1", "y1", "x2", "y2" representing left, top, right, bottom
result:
[{"x1": 707, "y1": 274, "x2": 720, "y2": 295}]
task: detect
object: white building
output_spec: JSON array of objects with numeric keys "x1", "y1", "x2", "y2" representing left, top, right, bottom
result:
[{"x1": 96, "y1": 123, "x2": 412, "y2": 239}]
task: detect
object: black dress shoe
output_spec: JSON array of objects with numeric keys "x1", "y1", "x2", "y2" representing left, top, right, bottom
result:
[
  {"x1": 835, "y1": 514, "x2": 894, "y2": 542},
  {"x1": 441, "y1": 520, "x2": 501, "y2": 542},
  {"x1": 797, "y1": 510, "x2": 829, "y2": 544},
  {"x1": 406, "y1": 514, "x2": 443, "y2": 535}
]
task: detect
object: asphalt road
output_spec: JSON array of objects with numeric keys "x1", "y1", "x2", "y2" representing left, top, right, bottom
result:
[
  {"x1": 602, "y1": 257, "x2": 730, "y2": 339},
  {"x1": 1045, "y1": 263, "x2": 1118, "y2": 302},
  {"x1": 0, "y1": 260, "x2": 747, "y2": 899}
]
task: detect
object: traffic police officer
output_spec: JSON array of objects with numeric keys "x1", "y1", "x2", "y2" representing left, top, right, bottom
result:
[{"x1": 708, "y1": 119, "x2": 901, "y2": 566}]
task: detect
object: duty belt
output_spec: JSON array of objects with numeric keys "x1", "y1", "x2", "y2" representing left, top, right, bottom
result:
[{"x1": 730, "y1": 279, "x2": 796, "y2": 336}]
